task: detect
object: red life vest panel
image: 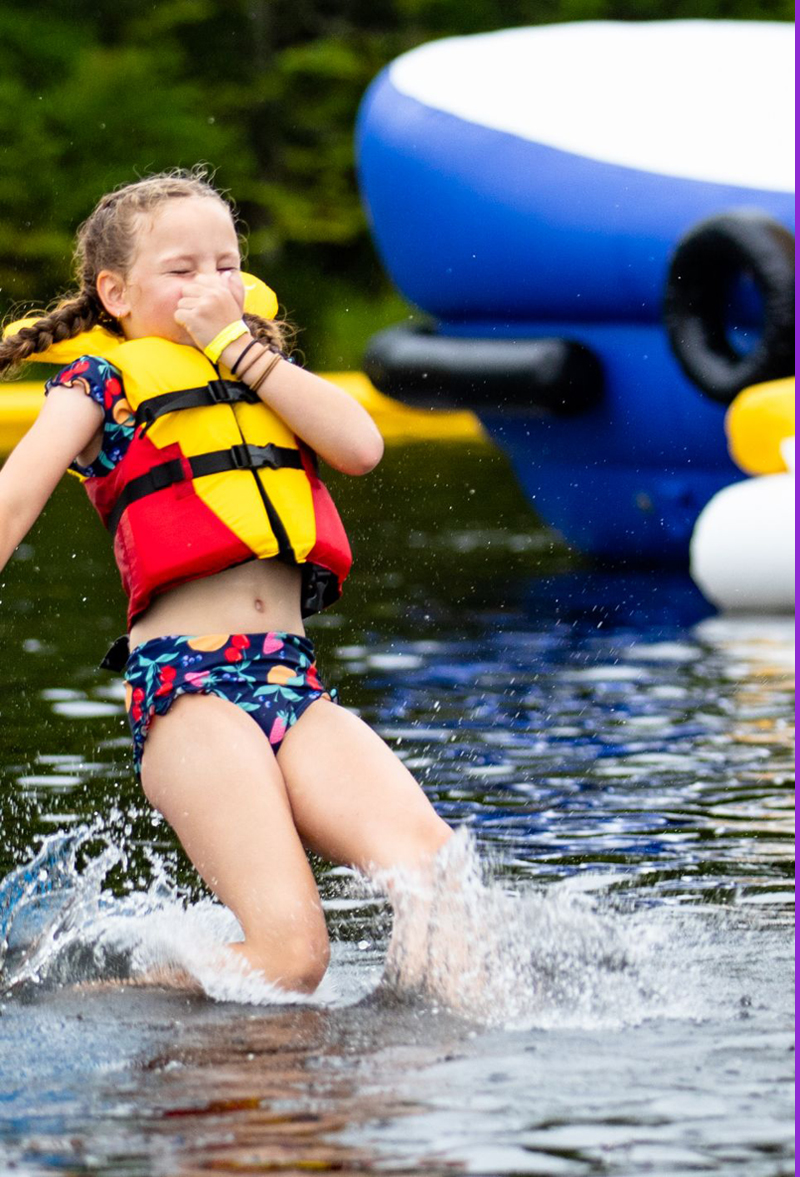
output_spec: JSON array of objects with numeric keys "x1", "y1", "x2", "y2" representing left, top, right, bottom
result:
[
  {"x1": 10, "y1": 285, "x2": 352, "y2": 627},
  {"x1": 86, "y1": 339, "x2": 352, "y2": 626}
]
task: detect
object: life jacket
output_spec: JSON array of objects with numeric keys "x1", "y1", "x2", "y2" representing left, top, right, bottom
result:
[{"x1": 8, "y1": 275, "x2": 352, "y2": 627}]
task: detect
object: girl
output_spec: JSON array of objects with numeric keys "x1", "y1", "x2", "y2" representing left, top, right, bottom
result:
[{"x1": 0, "y1": 170, "x2": 452, "y2": 994}]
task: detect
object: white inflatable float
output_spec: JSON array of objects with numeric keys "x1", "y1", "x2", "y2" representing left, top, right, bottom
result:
[{"x1": 690, "y1": 381, "x2": 795, "y2": 613}]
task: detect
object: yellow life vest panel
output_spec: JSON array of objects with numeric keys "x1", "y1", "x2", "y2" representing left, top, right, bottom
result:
[{"x1": 8, "y1": 276, "x2": 351, "y2": 625}]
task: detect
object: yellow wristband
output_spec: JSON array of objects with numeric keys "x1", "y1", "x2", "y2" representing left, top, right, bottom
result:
[{"x1": 203, "y1": 320, "x2": 249, "y2": 364}]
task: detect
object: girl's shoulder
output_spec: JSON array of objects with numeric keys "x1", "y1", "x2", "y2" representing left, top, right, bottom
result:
[
  {"x1": 45, "y1": 355, "x2": 135, "y2": 478},
  {"x1": 46, "y1": 354, "x2": 124, "y2": 408}
]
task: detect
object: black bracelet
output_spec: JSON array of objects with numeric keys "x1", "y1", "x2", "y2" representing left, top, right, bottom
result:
[{"x1": 230, "y1": 338, "x2": 260, "y2": 376}]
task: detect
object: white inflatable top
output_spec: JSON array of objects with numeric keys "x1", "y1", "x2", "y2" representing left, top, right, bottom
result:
[{"x1": 389, "y1": 22, "x2": 795, "y2": 192}]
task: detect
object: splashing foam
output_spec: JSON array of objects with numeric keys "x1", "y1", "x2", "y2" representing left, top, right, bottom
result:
[
  {"x1": 373, "y1": 829, "x2": 710, "y2": 1030},
  {"x1": 1, "y1": 825, "x2": 711, "y2": 1026},
  {"x1": 0, "y1": 824, "x2": 326, "y2": 1006}
]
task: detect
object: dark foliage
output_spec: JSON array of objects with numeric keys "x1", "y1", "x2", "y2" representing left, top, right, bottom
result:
[{"x1": 0, "y1": 1, "x2": 791, "y2": 365}]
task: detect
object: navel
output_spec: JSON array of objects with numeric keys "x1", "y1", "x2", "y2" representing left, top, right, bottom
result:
[{"x1": 254, "y1": 598, "x2": 265, "y2": 613}]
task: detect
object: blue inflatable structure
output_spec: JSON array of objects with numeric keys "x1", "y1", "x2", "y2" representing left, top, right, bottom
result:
[{"x1": 356, "y1": 21, "x2": 795, "y2": 562}]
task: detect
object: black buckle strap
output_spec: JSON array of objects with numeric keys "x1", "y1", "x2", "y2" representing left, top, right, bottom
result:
[
  {"x1": 189, "y1": 443, "x2": 304, "y2": 478},
  {"x1": 206, "y1": 379, "x2": 250, "y2": 405},
  {"x1": 99, "y1": 634, "x2": 131, "y2": 672},
  {"x1": 230, "y1": 443, "x2": 289, "y2": 470},
  {"x1": 135, "y1": 380, "x2": 261, "y2": 431},
  {"x1": 149, "y1": 458, "x2": 185, "y2": 490},
  {"x1": 230, "y1": 443, "x2": 256, "y2": 469},
  {"x1": 106, "y1": 443, "x2": 304, "y2": 535}
]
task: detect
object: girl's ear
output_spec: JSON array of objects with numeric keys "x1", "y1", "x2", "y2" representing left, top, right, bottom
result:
[{"x1": 96, "y1": 270, "x2": 129, "y2": 320}]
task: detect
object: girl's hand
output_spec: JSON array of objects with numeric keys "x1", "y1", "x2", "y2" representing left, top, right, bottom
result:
[{"x1": 174, "y1": 273, "x2": 245, "y2": 351}]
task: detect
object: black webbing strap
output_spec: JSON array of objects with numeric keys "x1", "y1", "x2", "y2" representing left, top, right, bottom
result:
[
  {"x1": 135, "y1": 380, "x2": 261, "y2": 432},
  {"x1": 105, "y1": 443, "x2": 305, "y2": 535}
]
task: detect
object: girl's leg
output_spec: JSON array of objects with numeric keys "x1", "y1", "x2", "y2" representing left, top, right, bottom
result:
[
  {"x1": 276, "y1": 699, "x2": 452, "y2": 875},
  {"x1": 140, "y1": 693, "x2": 329, "y2": 992},
  {"x1": 277, "y1": 699, "x2": 454, "y2": 991}
]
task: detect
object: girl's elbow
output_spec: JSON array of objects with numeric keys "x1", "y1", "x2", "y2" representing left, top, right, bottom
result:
[
  {"x1": 322, "y1": 416, "x2": 384, "y2": 475},
  {"x1": 348, "y1": 432, "x2": 384, "y2": 476}
]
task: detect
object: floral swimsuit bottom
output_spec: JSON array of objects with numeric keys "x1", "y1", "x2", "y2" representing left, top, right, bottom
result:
[
  {"x1": 44, "y1": 360, "x2": 336, "y2": 778},
  {"x1": 124, "y1": 631, "x2": 336, "y2": 777}
]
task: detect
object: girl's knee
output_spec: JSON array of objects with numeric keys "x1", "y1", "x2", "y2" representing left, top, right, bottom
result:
[
  {"x1": 399, "y1": 814, "x2": 453, "y2": 872},
  {"x1": 283, "y1": 930, "x2": 330, "y2": 992},
  {"x1": 426, "y1": 815, "x2": 454, "y2": 855},
  {"x1": 240, "y1": 898, "x2": 330, "y2": 993},
  {"x1": 243, "y1": 925, "x2": 330, "y2": 993}
]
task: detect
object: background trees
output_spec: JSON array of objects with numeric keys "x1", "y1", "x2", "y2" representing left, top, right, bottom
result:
[{"x1": 1, "y1": 0, "x2": 791, "y2": 367}]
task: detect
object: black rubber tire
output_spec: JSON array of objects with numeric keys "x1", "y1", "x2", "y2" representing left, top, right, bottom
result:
[
  {"x1": 363, "y1": 325, "x2": 603, "y2": 416},
  {"x1": 664, "y1": 209, "x2": 795, "y2": 404}
]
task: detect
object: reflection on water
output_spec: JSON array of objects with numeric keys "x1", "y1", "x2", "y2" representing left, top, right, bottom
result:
[{"x1": 0, "y1": 443, "x2": 794, "y2": 1175}]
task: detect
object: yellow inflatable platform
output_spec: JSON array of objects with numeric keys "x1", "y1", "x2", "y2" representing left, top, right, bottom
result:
[{"x1": 0, "y1": 371, "x2": 484, "y2": 456}]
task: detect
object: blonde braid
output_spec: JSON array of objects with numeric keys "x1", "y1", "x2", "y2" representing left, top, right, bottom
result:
[
  {"x1": 243, "y1": 311, "x2": 294, "y2": 356},
  {"x1": 0, "y1": 289, "x2": 113, "y2": 378}
]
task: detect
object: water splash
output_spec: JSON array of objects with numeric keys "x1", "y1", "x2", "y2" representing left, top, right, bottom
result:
[
  {"x1": 1, "y1": 823, "x2": 716, "y2": 1026},
  {"x1": 0, "y1": 822, "x2": 121, "y2": 985},
  {"x1": 374, "y1": 829, "x2": 713, "y2": 1030},
  {"x1": 0, "y1": 823, "x2": 329, "y2": 1005}
]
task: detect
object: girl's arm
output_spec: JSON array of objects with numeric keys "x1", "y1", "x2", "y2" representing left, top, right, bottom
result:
[
  {"x1": 238, "y1": 358, "x2": 385, "y2": 476},
  {"x1": 0, "y1": 386, "x2": 102, "y2": 573},
  {"x1": 175, "y1": 277, "x2": 385, "y2": 476}
]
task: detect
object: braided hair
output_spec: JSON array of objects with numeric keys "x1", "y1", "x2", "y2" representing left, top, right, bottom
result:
[{"x1": 0, "y1": 168, "x2": 290, "y2": 377}]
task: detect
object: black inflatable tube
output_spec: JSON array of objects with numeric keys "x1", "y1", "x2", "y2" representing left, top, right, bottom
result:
[
  {"x1": 664, "y1": 209, "x2": 795, "y2": 404},
  {"x1": 363, "y1": 326, "x2": 604, "y2": 416}
]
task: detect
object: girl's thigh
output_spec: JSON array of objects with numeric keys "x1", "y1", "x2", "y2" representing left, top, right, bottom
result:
[
  {"x1": 140, "y1": 692, "x2": 326, "y2": 952},
  {"x1": 277, "y1": 699, "x2": 452, "y2": 875}
]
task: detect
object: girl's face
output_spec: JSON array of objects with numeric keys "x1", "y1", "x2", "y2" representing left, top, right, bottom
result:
[{"x1": 108, "y1": 196, "x2": 245, "y2": 343}]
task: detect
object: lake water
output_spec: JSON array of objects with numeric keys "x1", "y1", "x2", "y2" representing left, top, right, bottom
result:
[{"x1": 0, "y1": 441, "x2": 794, "y2": 1176}]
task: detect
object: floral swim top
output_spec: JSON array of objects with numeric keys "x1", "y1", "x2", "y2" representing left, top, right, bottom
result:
[{"x1": 45, "y1": 355, "x2": 134, "y2": 478}]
